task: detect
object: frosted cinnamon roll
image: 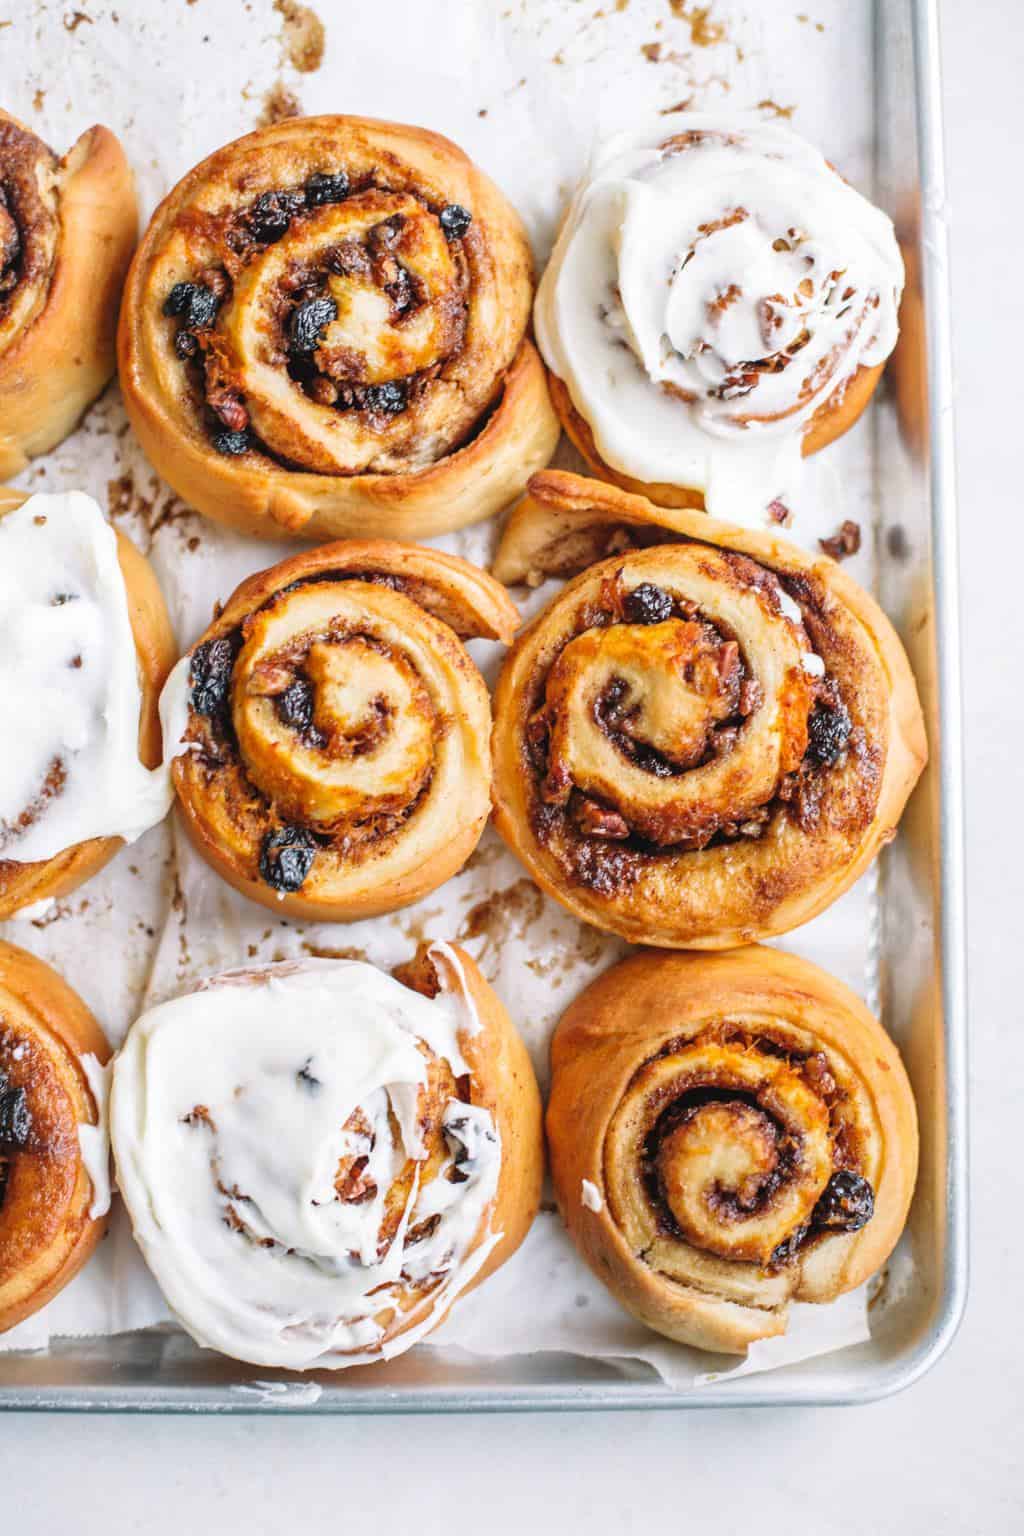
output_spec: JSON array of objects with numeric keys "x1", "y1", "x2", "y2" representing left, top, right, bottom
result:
[
  {"x1": 163, "y1": 539, "x2": 518, "y2": 920},
  {"x1": 111, "y1": 944, "x2": 543, "y2": 1370},
  {"x1": 0, "y1": 111, "x2": 136, "y2": 478},
  {"x1": 547, "y1": 947, "x2": 918, "y2": 1354},
  {"x1": 119, "y1": 115, "x2": 559, "y2": 542},
  {"x1": 491, "y1": 472, "x2": 926, "y2": 948},
  {"x1": 0, "y1": 490, "x2": 176, "y2": 920},
  {"x1": 535, "y1": 115, "x2": 903, "y2": 520},
  {"x1": 0, "y1": 941, "x2": 112, "y2": 1333}
]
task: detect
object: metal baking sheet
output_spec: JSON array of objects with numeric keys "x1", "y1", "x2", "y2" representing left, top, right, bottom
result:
[{"x1": 0, "y1": 0, "x2": 966, "y2": 1410}]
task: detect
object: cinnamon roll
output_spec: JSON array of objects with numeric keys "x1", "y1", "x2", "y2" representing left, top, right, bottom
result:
[
  {"x1": 0, "y1": 490, "x2": 176, "y2": 919},
  {"x1": 0, "y1": 941, "x2": 112, "y2": 1334},
  {"x1": 111, "y1": 944, "x2": 543, "y2": 1370},
  {"x1": 535, "y1": 115, "x2": 903, "y2": 521},
  {"x1": 119, "y1": 115, "x2": 559, "y2": 542},
  {"x1": 491, "y1": 471, "x2": 926, "y2": 948},
  {"x1": 0, "y1": 111, "x2": 136, "y2": 478},
  {"x1": 547, "y1": 946, "x2": 918, "y2": 1354},
  {"x1": 162, "y1": 539, "x2": 518, "y2": 921}
]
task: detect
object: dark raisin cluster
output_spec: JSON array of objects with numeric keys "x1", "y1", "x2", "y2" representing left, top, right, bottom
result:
[
  {"x1": 306, "y1": 171, "x2": 350, "y2": 207},
  {"x1": 438, "y1": 203, "x2": 472, "y2": 240},
  {"x1": 623, "y1": 583, "x2": 674, "y2": 625},
  {"x1": 163, "y1": 281, "x2": 220, "y2": 329},
  {"x1": 812, "y1": 1170, "x2": 875, "y2": 1232},
  {"x1": 259, "y1": 825, "x2": 318, "y2": 892},
  {"x1": 212, "y1": 429, "x2": 251, "y2": 456},
  {"x1": 276, "y1": 679, "x2": 315, "y2": 732},
  {"x1": 190, "y1": 636, "x2": 237, "y2": 716},
  {"x1": 288, "y1": 296, "x2": 338, "y2": 355},
  {"x1": 248, "y1": 189, "x2": 306, "y2": 244},
  {"x1": 364, "y1": 381, "x2": 408, "y2": 416},
  {"x1": 807, "y1": 700, "x2": 852, "y2": 767},
  {"x1": 0, "y1": 1077, "x2": 31, "y2": 1149}
]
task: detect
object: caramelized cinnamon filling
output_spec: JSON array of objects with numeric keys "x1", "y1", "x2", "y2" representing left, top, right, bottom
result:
[
  {"x1": 181, "y1": 573, "x2": 447, "y2": 894},
  {"x1": 523, "y1": 563, "x2": 861, "y2": 890},
  {"x1": 160, "y1": 169, "x2": 475, "y2": 466},
  {"x1": 623, "y1": 1027, "x2": 871, "y2": 1271},
  {"x1": 0, "y1": 119, "x2": 58, "y2": 327}
]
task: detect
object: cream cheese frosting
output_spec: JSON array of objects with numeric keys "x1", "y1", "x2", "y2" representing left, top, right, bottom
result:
[
  {"x1": 110, "y1": 949, "x2": 502, "y2": 1370},
  {"x1": 535, "y1": 115, "x2": 904, "y2": 524},
  {"x1": 0, "y1": 492, "x2": 172, "y2": 863}
]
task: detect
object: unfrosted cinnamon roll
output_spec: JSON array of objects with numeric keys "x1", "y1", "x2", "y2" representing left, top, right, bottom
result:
[
  {"x1": 0, "y1": 941, "x2": 111, "y2": 1334},
  {"x1": 0, "y1": 489, "x2": 176, "y2": 919},
  {"x1": 0, "y1": 111, "x2": 136, "y2": 478},
  {"x1": 491, "y1": 471, "x2": 926, "y2": 948},
  {"x1": 163, "y1": 539, "x2": 518, "y2": 920},
  {"x1": 547, "y1": 946, "x2": 918, "y2": 1354},
  {"x1": 111, "y1": 943, "x2": 543, "y2": 1370},
  {"x1": 119, "y1": 115, "x2": 559, "y2": 542},
  {"x1": 535, "y1": 115, "x2": 903, "y2": 521}
]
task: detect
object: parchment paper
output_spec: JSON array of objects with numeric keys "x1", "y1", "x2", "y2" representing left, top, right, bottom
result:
[{"x1": 1, "y1": 0, "x2": 890, "y2": 1385}]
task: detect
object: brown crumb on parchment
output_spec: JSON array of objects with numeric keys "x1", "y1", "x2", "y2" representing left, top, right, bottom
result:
[
  {"x1": 757, "y1": 98, "x2": 795, "y2": 119},
  {"x1": 63, "y1": 10, "x2": 93, "y2": 32},
  {"x1": 819, "y1": 520, "x2": 862, "y2": 561},
  {"x1": 274, "y1": 0, "x2": 325, "y2": 73},
  {"x1": 668, "y1": 2, "x2": 725, "y2": 47},
  {"x1": 258, "y1": 81, "x2": 301, "y2": 126}
]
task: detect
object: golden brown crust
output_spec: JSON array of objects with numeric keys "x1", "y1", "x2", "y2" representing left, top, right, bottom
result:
[
  {"x1": 0, "y1": 941, "x2": 111, "y2": 1333},
  {"x1": 118, "y1": 115, "x2": 559, "y2": 541},
  {"x1": 491, "y1": 471, "x2": 927, "y2": 948},
  {"x1": 546, "y1": 364, "x2": 885, "y2": 511},
  {"x1": 0, "y1": 112, "x2": 137, "y2": 477},
  {"x1": 0, "y1": 491, "x2": 176, "y2": 920},
  {"x1": 547, "y1": 946, "x2": 918, "y2": 1354},
  {"x1": 172, "y1": 540, "x2": 519, "y2": 921}
]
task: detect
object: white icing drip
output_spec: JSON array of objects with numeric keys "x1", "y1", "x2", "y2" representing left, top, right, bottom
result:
[
  {"x1": 777, "y1": 590, "x2": 802, "y2": 624},
  {"x1": 535, "y1": 114, "x2": 904, "y2": 526},
  {"x1": 801, "y1": 652, "x2": 826, "y2": 678},
  {"x1": 157, "y1": 654, "x2": 198, "y2": 765},
  {"x1": 0, "y1": 493, "x2": 173, "y2": 864},
  {"x1": 77, "y1": 1053, "x2": 112, "y2": 1220},
  {"x1": 110, "y1": 958, "x2": 502, "y2": 1370},
  {"x1": 580, "y1": 1179, "x2": 604, "y2": 1213}
]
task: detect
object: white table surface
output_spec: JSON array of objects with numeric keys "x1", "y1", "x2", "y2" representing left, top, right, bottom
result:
[{"x1": 2, "y1": 0, "x2": 1021, "y2": 1527}]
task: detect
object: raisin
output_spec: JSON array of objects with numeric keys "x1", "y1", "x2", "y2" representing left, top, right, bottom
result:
[
  {"x1": 211, "y1": 428, "x2": 251, "y2": 456},
  {"x1": 364, "y1": 381, "x2": 407, "y2": 416},
  {"x1": 812, "y1": 1171, "x2": 875, "y2": 1232},
  {"x1": 190, "y1": 636, "x2": 237, "y2": 716},
  {"x1": 306, "y1": 171, "x2": 350, "y2": 206},
  {"x1": 807, "y1": 701, "x2": 852, "y2": 766},
  {"x1": 259, "y1": 826, "x2": 317, "y2": 893},
  {"x1": 768, "y1": 1225, "x2": 808, "y2": 1268},
  {"x1": 623, "y1": 583, "x2": 673, "y2": 625},
  {"x1": 175, "y1": 329, "x2": 199, "y2": 360},
  {"x1": 163, "y1": 282, "x2": 219, "y2": 329},
  {"x1": 248, "y1": 190, "x2": 305, "y2": 243},
  {"x1": 288, "y1": 295, "x2": 338, "y2": 354},
  {"x1": 0, "y1": 1086, "x2": 31, "y2": 1148},
  {"x1": 438, "y1": 203, "x2": 472, "y2": 240},
  {"x1": 277, "y1": 679, "x2": 314, "y2": 732}
]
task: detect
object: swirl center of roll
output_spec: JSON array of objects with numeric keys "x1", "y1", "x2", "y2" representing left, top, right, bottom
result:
[
  {"x1": 215, "y1": 192, "x2": 468, "y2": 473},
  {"x1": 532, "y1": 555, "x2": 818, "y2": 849},
  {"x1": 232, "y1": 581, "x2": 438, "y2": 830}
]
